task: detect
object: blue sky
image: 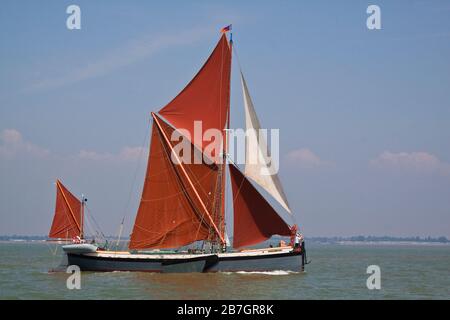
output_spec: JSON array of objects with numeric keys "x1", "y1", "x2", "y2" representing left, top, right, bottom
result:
[{"x1": 1, "y1": 0, "x2": 449, "y2": 237}]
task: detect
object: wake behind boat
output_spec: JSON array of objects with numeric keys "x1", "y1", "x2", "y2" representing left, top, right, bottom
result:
[{"x1": 49, "y1": 28, "x2": 307, "y2": 273}]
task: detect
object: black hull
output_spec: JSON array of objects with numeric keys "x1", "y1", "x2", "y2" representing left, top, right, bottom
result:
[{"x1": 63, "y1": 248, "x2": 305, "y2": 273}]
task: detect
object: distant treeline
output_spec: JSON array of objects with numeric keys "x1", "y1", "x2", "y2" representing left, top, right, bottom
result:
[
  {"x1": 307, "y1": 235, "x2": 449, "y2": 243},
  {"x1": 1, "y1": 234, "x2": 448, "y2": 243}
]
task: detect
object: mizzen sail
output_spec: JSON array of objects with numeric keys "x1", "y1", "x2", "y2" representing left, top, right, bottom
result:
[
  {"x1": 240, "y1": 71, "x2": 292, "y2": 214},
  {"x1": 49, "y1": 180, "x2": 82, "y2": 239}
]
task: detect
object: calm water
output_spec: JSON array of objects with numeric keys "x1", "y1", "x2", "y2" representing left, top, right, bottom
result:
[{"x1": 0, "y1": 242, "x2": 449, "y2": 299}]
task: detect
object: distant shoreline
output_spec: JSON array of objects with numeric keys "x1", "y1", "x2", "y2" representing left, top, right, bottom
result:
[
  {"x1": 306, "y1": 236, "x2": 449, "y2": 245},
  {"x1": 333, "y1": 241, "x2": 450, "y2": 246},
  {"x1": 1, "y1": 235, "x2": 448, "y2": 245}
]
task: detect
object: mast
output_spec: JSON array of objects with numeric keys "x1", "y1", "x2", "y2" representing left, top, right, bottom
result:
[
  {"x1": 221, "y1": 33, "x2": 233, "y2": 249},
  {"x1": 80, "y1": 194, "x2": 86, "y2": 239},
  {"x1": 210, "y1": 32, "x2": 232, "y2": 250}
]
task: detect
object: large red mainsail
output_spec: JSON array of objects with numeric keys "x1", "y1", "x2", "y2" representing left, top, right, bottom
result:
[
  {"x1": 159, "y1": 33, "x2": 231, "y2": 152},
  {"x1": 229, "y1": 164, "x2": 291, "y2": 248},
  {"x1": 129, "y1": 35, "x2": 232, "y2": 250},
  {"x1": 49, "y1": 180, "x2": 82, "y2": 239}
]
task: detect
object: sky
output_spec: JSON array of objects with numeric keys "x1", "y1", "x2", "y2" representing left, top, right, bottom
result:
[{"x1": 1, "y1": 0, "x2": 449, "y2": 237}]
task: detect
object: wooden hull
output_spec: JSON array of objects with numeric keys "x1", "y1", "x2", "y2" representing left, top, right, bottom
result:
[{"x1": 60, "y1": 246, "x2": 305, "y2": 273}]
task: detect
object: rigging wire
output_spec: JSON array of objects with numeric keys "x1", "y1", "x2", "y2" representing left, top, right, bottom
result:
[
  {"x1": 115, "y1": 118, "x2": 151, "y2": 250},
  {"x1": 84, "y1": 204, "x2": 106, "y2": 241}
]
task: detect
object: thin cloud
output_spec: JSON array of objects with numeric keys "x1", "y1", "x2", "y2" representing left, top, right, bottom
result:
[
  {"x1": 370, "y1": 151, "x2": 450, "y2": 176},
  {"x1": 0, "y1": 128, "x2": 147, "y2": 163},
  {"x1": 26, "y1": 27, "x2": 215, "y2": 92},
  {"x1": 0, "y1": 129, "x2": 49, "y2": 158},
  {"x1": 77, "y1": 146, "x2": 148, "y2": 163},
  {"x1": 285, "y1": 148, "x2": 333, "y2": 169}
]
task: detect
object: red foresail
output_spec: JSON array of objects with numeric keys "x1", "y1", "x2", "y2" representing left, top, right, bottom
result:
[
  {"x1": 229, "y1": 164, "x2": 291, "y2": 248},
  {"x1": 129, "y1": 118, "x2": 220, "y2": 249},
  {"x1": 158, "y1": 34, "x2": 231, "y2": 152},
  {"x1": 49, "y1": 180, "x2": 82, "y2": 239}
]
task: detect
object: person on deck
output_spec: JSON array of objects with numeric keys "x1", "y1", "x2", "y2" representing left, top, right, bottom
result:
[
  {"x1": 289, "y1": 224, "x2": 303, "y2": 252},
  {"x1": 294, "y1": 232, "x2": 303, "y2": 249}
]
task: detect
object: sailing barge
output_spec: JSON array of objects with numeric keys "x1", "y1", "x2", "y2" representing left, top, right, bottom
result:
[{"x1": 49, "y1": 30, "x2": 306, "y2": 273}]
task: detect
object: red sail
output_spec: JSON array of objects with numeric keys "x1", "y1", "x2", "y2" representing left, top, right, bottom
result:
[
  {"x1": 49, "y1": 180, "x2": 82, "y2": 239},
  {"x1": 154, "y1": 115, "x2": 223, "y2": 240},
  {"x1": 229, "y1": 164, "x2": 291, "y2": 248},
  {"x1": 129, "y1": 121, "x2": 214, "y2": 249},
  {"x1": 159, "y1": 34, "x2": 231, "y2": 152},
  {"x1": 130, "y1": 35, "x2": 231, "y2": 249}
]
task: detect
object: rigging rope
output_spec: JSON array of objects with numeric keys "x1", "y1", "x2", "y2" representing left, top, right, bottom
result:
[
  {"x1": 84, "y1": 204, "x2": 106, "y2": 241},
  {"x1": 115, "y1": 118, "x2": 151, "y2": 250}
]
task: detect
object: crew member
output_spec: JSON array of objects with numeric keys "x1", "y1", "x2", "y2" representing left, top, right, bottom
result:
[{"x1": 294, "y1": 232, "x2": 303, "y2": 250}]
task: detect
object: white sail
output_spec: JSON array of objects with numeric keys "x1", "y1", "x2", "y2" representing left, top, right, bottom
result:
[{"x1": 240, "y1": 71, "x2": 292, "y2": 214}]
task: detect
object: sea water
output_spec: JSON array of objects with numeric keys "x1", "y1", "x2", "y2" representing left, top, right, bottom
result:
[{"x1": 0, "y1": 242, "x2": 449, "y2": 299}]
